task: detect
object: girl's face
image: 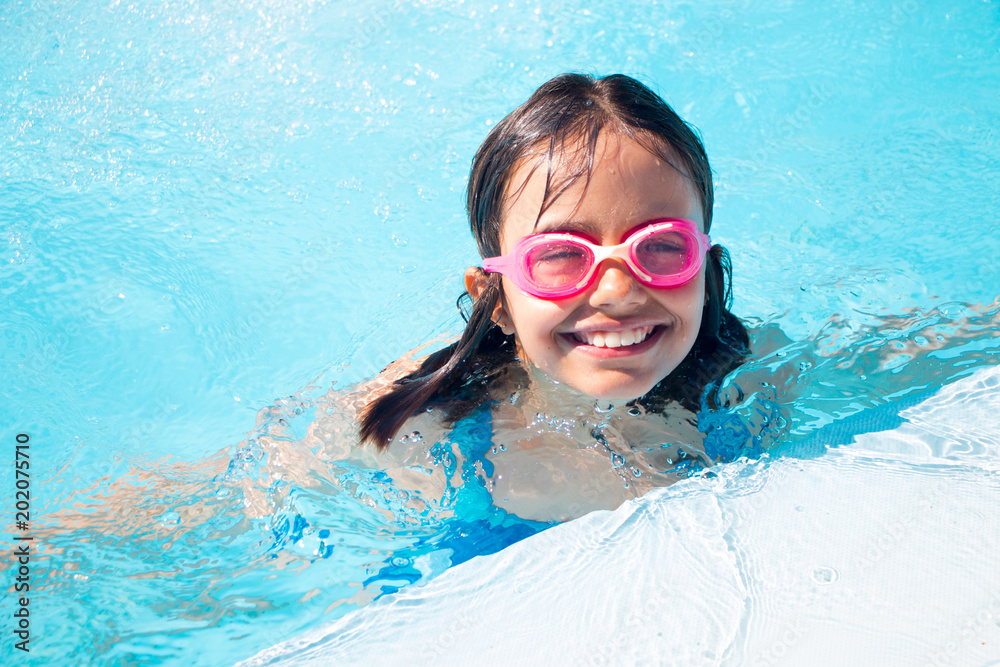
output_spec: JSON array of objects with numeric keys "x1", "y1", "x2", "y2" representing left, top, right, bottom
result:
[{"x1": 491, "y1": 133, "x2": 706, "y2": 400}]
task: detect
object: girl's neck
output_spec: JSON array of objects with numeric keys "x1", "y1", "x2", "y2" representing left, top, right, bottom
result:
[
  {"x1": 491, "y1": 359, "x2": 661, "y2": 442},
  {"x1": 484, "y1": 358, "x2": 707, "y2": 523},
  {"x1": 518, "y1": 359, "x2": 633, "y2": 417}
]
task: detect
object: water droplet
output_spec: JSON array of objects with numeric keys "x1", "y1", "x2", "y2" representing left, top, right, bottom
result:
[
  {"x1": 158, "y1": 511, "x2": 181, "y2": 526},
  {"x1": 627, "y1": 406, "x2": 641, "y2": 416},
  {"x1": 595, "y1": 401, "x2": 614, "y2": 413},
  {"x1": 811, "y1": 566, "x2": 839, "y2": 585}
]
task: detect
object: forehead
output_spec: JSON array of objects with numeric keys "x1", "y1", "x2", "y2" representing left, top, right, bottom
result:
[{"x1": 499, "y1": 132, "x2": 702, "y2": 249}]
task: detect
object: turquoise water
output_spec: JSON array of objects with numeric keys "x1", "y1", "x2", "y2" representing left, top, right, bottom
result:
[{"x1": 2, "y1": 0, "x2": 998, "y2": 664}]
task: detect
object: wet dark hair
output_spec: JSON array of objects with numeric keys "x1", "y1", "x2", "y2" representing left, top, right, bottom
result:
[{"x1": 360, "y1": 73, "x2": 749, "y2": 449}]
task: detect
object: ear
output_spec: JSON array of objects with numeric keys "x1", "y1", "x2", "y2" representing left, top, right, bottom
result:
[
  {"x1": 464, "y1": 266, "x2": 490, "y2": 301},
  {"x1": 464, "y1": 267, "x2": 514, "y2": 335}
]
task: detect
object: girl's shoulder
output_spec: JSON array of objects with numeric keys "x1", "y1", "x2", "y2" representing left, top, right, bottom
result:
[
  {"x1": 346, "y1": 336, "x2": 460, "y2": 418},
  {"x1": 347, "y1": 355, "x2": 425, "y2": 416}
]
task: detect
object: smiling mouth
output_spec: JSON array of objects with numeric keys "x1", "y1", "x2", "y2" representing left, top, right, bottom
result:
[{"x1": 568, "y1": 325, "x2": 660, "y2": 349}]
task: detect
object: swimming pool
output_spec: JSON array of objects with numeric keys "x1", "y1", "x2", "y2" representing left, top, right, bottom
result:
[{"x1": 2, "y1": 0, "x2": 998, "y2": 664}]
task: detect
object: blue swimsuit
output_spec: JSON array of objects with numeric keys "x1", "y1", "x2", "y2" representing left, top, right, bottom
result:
[{"x1": 363, "y1": 404, "x2": 551, "y2": 595}]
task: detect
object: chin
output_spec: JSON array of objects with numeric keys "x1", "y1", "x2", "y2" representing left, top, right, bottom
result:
[{"x1": 573, "y1": 376, "x2": 660, "y2": 402}]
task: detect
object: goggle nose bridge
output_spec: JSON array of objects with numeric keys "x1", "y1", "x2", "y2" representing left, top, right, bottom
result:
[{"x1": 582, "y1": 241, "x2": 652, "y2": 282}]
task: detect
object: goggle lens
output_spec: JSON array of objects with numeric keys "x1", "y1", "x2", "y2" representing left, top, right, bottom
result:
[
  {"x1": 634, "y1": 230, "x2": 691, "y2": 276},
  {"x1": 524, "y1": 242, "x2": 592, "y2": 288}
]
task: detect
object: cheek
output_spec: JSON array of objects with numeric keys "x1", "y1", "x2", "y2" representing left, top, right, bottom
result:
[
  {"x1": 510, "y1": 303, "x2": 563, "y2": 343},
  {"x1": 503, "y1": 286, "x2": 572, "y2": 345},
  {"x1": 692, "y1": 276, "x2": 707, "y2": 316},
  {"x1": 658, "y1": 276, "x2": 706, "y2": 319},
  {"x1": 689, "y1": 282, "x2": 707, "y2": 333}
]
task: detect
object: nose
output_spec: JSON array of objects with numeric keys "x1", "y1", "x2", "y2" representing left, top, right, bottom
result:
[{"x1": 587, "y1": 259, "x2": 647, "y2": 309}]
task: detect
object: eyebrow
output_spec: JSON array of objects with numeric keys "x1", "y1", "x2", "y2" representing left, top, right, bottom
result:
[{"x1": 532, "y1": 218, "x2": 605, "y2": 238}]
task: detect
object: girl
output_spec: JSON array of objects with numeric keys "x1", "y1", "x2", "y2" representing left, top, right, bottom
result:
[{"x1": 356, "y1": 73, "x2": 750, "y2": 520}]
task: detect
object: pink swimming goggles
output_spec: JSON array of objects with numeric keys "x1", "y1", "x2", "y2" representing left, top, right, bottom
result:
[{"x1": 482, "y1": 218, "x2": 711, "y2": 299}]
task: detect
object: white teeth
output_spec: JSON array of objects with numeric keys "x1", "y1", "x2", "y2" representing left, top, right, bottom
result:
[{"x1": 575, "y1": 326, "x2": 654, "y2": 348}]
